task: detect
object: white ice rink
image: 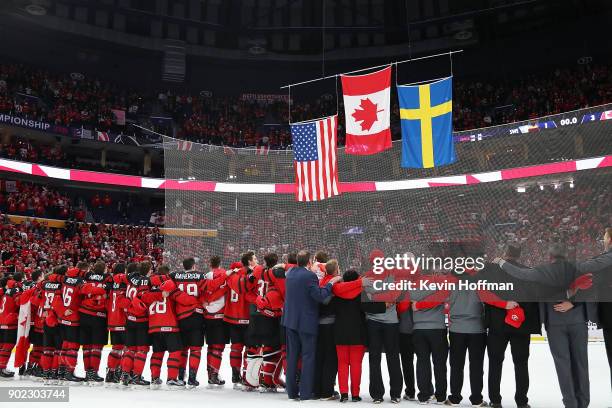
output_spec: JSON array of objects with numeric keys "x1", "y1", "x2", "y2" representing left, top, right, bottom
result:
[{"x1": 1, "y1": 342, "x2": 610, "y2": 407}]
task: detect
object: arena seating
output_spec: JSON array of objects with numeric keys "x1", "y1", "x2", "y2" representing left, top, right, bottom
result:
[{"x1": 1, "y1": 62, "x2": 610, "y2": 149}]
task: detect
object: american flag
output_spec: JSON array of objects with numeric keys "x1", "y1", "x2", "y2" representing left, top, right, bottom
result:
[{"x1": 291, "y1": 115, "x2": 340, "y2": 202}]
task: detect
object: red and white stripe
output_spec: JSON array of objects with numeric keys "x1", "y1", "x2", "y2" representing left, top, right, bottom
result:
[
  {"x1": 0, "y1": 155, "x2": 609, "y2": 194},
  {"x1": 177, "y1": 140, "x2": 193, "y2": 151},
  {"x1": 295, "y1": 115, "x2": 340, "y2": 202}
]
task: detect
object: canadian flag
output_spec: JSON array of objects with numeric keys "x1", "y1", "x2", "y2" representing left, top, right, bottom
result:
[
  {"x1": 341, "y1": 66, "x2": 392, "y2": 155},
  {"x1": 14, "y1": 301, "x2": 31, "y2": 368}
]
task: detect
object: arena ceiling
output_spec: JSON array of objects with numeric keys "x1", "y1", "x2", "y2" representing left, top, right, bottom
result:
[{"x1": 1, "y1": 0, "x2": 606, "y2": 61}]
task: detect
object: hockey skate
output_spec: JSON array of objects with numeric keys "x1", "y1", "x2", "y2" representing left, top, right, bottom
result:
[
  {"x1": 258, "y1": 382, "x2": 278, "y2": 393},
  {"x1": 166, "y1": 378, "x2": 186, "y2": 390},
  {"x1": 241, "y1": 378, "x2": 257, "y2": 392},
  {"x1": 149, "y1": 377, "x2": 162, "y2": 390},
  {"x1": 44, "y1": 369, "x2": 59, "y2": 386},
  {"x1": 63, "y1": 370, "x2": 84, "y2": 385},
  {"x1": 119, "y1": 372, "x2": 132, "y2": 389},
  {"x1": 104, "y1": 368, "x2": 119, "y2": 387},
  {"x1": 231, "y1": 367, "x2": 242, "y2": 390},
  {"x1": 0, "y1": 368, "x2": 15, "y2": 380},
  {"x1": 56, "y1": 366, "x2": 66, "y2": 385},
  {"x1": 206, "y1": 372, "x2": 225, "y2": 389},
  {"x1": 30, "y1": 365, "x2": 44, "y2": 381},
  {"x1": 130, "y1": 375, "x2": 150, "y2": 389},
  {"x1": 85, "y1": 369, "x2": 104, "y2": 386}
]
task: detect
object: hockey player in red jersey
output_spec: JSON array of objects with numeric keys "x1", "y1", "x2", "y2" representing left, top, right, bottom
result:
[
  {"x1": 38, "y1": 265, "x2": 66, "y2": 385},
  {"x1": 78, "y1": 260, "x2": 111, "y2": 384},
  {"x1": 0, "y1": 273, "x2": 23, "y2": 378},
  {"x1": 251, "y1": 253, "x2": 287, "y2": 391},
  {"x1": 104, "y1": 262, "x2": 131, "y2": 386},
  {"x1": 224, "y1": 252, "x2": 259, "y2": 389},
  {"x1": 54, "y1": 265, "x2": 88, "y2": 383},
  {"x1": 202, "y1": 255, "x2": 231, "y2": 386},
  {"x1": 142, "y1": 265, "x2": 198, "y2": 390},
  {"x1": 120, "y1": 261, "x2": 152, "y2": 388},
  {"x1": 17, "y1": 270, "x2": 45, "y2": 380},
  {"x1": 166, "y1": 257, "x2": 207, "y2": 388}
]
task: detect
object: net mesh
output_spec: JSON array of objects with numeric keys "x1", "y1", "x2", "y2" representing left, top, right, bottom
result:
[{"x1": 162, "y1": 105, "x2": 612, "y2": 302}]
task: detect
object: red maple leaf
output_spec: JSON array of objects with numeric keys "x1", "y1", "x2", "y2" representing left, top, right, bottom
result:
[{"x1": 351, "y1": 98, "x2": 383, "y2": 131}]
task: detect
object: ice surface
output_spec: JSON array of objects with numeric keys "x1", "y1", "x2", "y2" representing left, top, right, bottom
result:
[{"x1": 1, "y1": 342, "x2": 610, "y2": 407}]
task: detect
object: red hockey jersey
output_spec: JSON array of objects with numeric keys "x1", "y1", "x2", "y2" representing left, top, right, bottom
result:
[
  {"x1": 126, "y1": 273, "x2": 150, "y2": 323},
  {"x1": 253, "y1": 266, "x2": 286, "y2": 318},
  {"x1": 202, "y1": 268, "x2": 228, "y2": 320},
  {"x1": 0, "y1": 280, "x2": 21, "y2": 329},
  {"x1": 107, "y1": 274, "x2": 129, "y2": 332},
  {"x1": 224, "y1": 266, "x2": 258, "y2": 325},
  {"x1": 168, "y1": 270, "x2": 206, "y2": 320},
  {"x1": 141, "y1": 280, "x2": 197, "y2": 333},
  {"x1": 54, "y1": 268, "x2": 83, "y2": 327},
  {"x1": 79, "y1": 270, "x2": 111, "y2": 317},
  {"x1": 40, "y1": 275, "x2": 63, "y2": 328}
]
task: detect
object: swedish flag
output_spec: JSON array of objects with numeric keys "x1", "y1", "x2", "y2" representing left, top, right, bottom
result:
[{"x1": 398, "y1": 77, "x2": 456, "y2": 168}]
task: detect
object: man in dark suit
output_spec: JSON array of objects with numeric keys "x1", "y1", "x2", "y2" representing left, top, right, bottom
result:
[{"x1": 281, "y1": 250, "x2": 341, "y2": 400}]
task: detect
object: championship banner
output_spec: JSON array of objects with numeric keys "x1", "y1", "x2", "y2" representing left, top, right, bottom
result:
[{"x1": 341, "y1": 66, "x2": 392, "y2": 155}]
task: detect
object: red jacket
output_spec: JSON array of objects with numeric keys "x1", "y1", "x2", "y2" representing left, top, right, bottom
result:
[
  {"x1": 107, "y1": 274, "x2": 129, "y2": 332},
  {"x1": 141, "y1": 280, "x2": 198, "y2": 333},
  {"x1": 79, "y1": 271, "x2": 111, "y2": 318}
]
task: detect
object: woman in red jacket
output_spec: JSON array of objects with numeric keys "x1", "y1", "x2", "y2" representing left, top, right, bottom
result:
[{"x1": 332, "y1": 270, "x2": 385, "y2": 403}]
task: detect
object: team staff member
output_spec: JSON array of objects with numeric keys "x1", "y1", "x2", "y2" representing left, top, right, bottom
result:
[
  {"x1": 494, "y1": 243, "x2": 600, "y2": 408},
  {"x1": 282, "y1": 250, "x2": 341, "y2": 401},
  {"x1": 593, "y1": 228, "x2": 612, "y2": 389},
  {"x1": 313, "y1": 259, "x2": 340, "y2": 400},
  {"x1": 482, "y1": 245, "x2": 541, "y2": 408}
]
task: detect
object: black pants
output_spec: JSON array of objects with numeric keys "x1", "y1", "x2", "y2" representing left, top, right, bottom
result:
[
  {"x1": 487, "y1": 331, "x2": 530, "y2": 406},
  {"x1": 367, "y1": 320, "x2": 403, "y2": 400},
  {"x1": 313, "y1": 323, "x2": 337, "y2": 398},
  {"x1": 399, "y1": 333, "x2": 415, "y2": 399},
  {"x1": 605, "y1": 328, "x2": 612, "y2": 391},
  {"x1": 448, "y1": 332, "x2": 486, "y2": 405},
  {"x1": 413, "y1": 329, "x2": 448, "y2": 403}
]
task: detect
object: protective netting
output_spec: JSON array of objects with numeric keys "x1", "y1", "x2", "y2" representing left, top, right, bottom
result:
[{"x1": 162, "y1": 106, "x2": 612, "y2": 302}]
